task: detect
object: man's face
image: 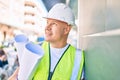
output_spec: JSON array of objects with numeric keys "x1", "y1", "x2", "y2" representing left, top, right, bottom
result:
[{"x1": 45, "y1": 19, "x2": 70, "y2": 43}]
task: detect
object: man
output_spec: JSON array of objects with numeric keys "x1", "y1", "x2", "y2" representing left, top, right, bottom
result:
[{"x1": 9, "y1": 3, "x2": 84, "y2": 80}]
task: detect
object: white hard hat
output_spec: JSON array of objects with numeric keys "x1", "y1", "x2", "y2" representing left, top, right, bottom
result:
[{"x1": 44, "y1": 3, "x2": 76, "y2": 26}]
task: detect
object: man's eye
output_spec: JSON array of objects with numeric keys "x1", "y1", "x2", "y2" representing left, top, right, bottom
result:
[{"x1": 51, "y1": 23, "x2": 57, "y2": 26}]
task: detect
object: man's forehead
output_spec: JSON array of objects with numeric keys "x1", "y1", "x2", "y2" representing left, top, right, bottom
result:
[{"x1": 47, "y1": 18, "x2": 68, "y2": 24}]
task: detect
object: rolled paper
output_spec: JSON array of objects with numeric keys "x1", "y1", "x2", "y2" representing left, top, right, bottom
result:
[
  {"x1": 14, "y1": 34, "x2": 29, "y2": 64},
  {"x1": 18, "y1": 42, "x2": 44, "y2": 80}
]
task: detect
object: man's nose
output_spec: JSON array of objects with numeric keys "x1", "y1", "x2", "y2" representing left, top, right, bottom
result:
[{"x1": 45, "y1": 24, "x2": 51, "y2": 30}]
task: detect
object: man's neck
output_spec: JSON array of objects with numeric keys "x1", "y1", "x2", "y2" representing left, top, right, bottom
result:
[{"x1": 50, "y1": 42, "x2": 67, "y2": 48}]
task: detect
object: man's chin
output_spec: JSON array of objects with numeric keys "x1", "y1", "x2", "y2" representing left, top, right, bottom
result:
[
  {"x1": 45, "y1": 39, "x2": 51, "y2": 42},
  {"x1": 44, "y1": 37, "x2": 53, "y2": 42}
]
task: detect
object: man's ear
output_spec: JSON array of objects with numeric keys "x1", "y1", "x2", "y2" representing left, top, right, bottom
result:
[{"x1": 64, "y1": 25, "x2": 71, "y2": 34}]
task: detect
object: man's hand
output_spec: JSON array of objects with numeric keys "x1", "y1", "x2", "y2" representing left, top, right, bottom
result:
[{"x1": 8, "y1": 67, "x2": 19, "y2": 80}]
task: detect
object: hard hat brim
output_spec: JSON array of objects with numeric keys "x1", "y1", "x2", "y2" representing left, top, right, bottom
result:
[{"x1": 43, "y1": 17, "x2": 76, "y2": 27}]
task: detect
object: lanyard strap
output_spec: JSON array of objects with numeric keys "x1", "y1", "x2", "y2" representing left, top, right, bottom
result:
[{"x1": 48, "y1": 44, "x2": 70, "y2": 80}]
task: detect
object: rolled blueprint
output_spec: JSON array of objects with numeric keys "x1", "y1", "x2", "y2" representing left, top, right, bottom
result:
[
  {"x1": 18, "y1": 42, "x2": 44, "y2": 80},
  {"x1": 14, "y1": 34, "x2": 28, "y2": 64}
]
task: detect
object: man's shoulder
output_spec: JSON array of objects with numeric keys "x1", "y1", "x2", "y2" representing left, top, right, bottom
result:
[
  {"x1": 76, "y1": 48, "x2": 83, "y2": 56},
  {"x1": 38, "y1": 41, "x2": 48, "y2": 46}
]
